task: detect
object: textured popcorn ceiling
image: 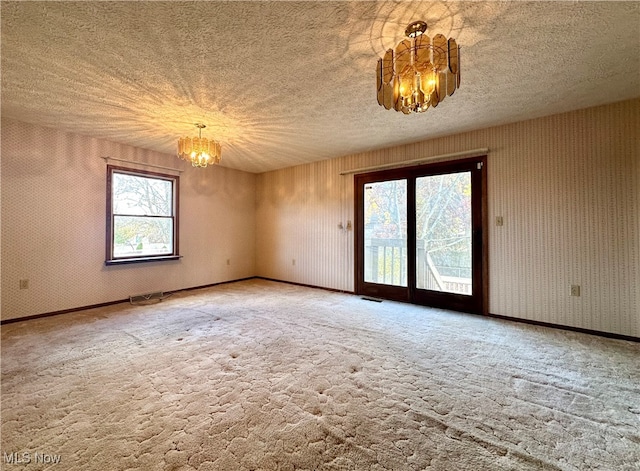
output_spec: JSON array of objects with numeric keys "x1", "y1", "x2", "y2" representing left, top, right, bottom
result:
[{"x1": 1, "y1": 1, "x2": 639, "y2": 173}]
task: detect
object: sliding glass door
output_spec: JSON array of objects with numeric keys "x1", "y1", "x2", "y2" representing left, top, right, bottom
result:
[{"x1": 355, "y1": 157, "x2": 487, "y2": 314}]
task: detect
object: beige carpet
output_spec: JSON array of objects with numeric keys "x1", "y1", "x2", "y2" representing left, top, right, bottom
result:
[{"x1": 2, "y1": 279, "x2": 639, "y2": 470}]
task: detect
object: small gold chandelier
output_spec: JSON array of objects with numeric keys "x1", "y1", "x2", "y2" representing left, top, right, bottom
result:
[
  {"x1": 177, "y1": 124, "x2": 221, "y2": 168},
  {"x1": 376, "y1": 20, "x2": 460, "y2": 114}
]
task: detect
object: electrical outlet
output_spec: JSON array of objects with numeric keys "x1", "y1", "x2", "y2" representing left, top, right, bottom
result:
[
  {"x1": 19, "y1": 279, "x2": 29, "y2": 290},
  {"x1": 226, "y1": 259, "x2": 231, "y2": 266},
  {"x1": 570, "y1": 285, "x2": 581, "y2": 297},
  {"x1": 496, "y1": 216, "x2": 504, "y2": 226}
]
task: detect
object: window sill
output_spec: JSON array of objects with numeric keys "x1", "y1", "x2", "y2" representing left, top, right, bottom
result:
[{"x1": 105, "y1": 255, "x2": 182, "y2": 266}]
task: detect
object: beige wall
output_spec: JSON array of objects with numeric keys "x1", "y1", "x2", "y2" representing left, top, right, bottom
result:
[
  {"x1": 3, "y1": 100, "x2": 638, "y2": 336},
  {"x1": 256, "y1": 99, "x2": 640, "y2": 337},
  {"x1": 1, "y1": 119, "x2": 256, "y2": 321}
]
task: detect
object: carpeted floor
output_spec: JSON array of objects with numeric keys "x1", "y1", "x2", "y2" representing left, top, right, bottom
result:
[{"x1": 1, "y1": 279, "x2": 639, "y2": 470}]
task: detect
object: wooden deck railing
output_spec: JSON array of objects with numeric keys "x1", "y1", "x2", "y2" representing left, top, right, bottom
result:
[{"x1": 366, "y1": 238, "x2": 471, "y2": 294}]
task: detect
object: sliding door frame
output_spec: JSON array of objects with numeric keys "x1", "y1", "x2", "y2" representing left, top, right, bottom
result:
[
  {"x1": 354, "y1": 167, "x2": 412, "y2": 302},
  {"x1": 354, "y1": 156, "x2": 488, "y2": 315}
]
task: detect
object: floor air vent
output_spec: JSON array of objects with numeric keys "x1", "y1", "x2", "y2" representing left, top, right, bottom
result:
[
  {"x1": 361, "y1": 296, "x2": 383, "y2": 303},
  {"x1": 129, "y1": 291, "x2": 171, "y2": 305}
]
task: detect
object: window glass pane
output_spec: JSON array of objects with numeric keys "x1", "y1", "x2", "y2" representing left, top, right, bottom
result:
[
  {"x1": 113, "y1": 216, "x2": 173, "y2": 258},
  {"x1": 113, "y1": 173, "x2": 172, "y2": 216},
  {"x1": 364, "y1": 179, "x2": 407, "y2": 286}
]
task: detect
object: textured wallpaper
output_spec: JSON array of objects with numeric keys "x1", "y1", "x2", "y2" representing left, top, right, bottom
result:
[
  {"x1": 1, "y1": 120, "x2": 256, "y2": 321},
  {"x1": 3, "y1": 100, "x2": 638, "y2": 337},
  {"x1": 255, "y1": 99, "x2": 640, "y2": 337}
]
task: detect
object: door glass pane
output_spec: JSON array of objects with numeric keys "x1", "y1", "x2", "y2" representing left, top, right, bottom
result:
[
  {"x1": 364, "y1": 179, "x2": 407, "y2": 286},
  {"x1": 416, "y1": 172, "x2": 472, "y2": 295}
]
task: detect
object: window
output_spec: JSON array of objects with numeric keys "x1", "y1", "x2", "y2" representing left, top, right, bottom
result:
[{"x1": 106, "y1": 165, "x2": 180, "y2": 265}]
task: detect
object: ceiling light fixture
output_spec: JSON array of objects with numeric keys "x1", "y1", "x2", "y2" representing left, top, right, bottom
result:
[
  {"x1": 177, "y1": 124, "x2": 221, "y2": 168},
  {"x1": 376, "y1": 20, "x2": 460, "y2": 114}
]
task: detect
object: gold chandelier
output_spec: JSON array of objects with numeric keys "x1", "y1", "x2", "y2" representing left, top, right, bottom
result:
[
  {"x1": 376, "y1": 20, "x2": 460, "y2": 114},
  {"x1": 177, "y1": 124, "x2": 221, "y2": 168}
]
